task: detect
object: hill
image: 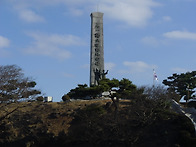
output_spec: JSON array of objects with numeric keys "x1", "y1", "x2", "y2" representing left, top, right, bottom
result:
[{"x1": 0, "y1": 98, "x2": 196, "y2": 147}]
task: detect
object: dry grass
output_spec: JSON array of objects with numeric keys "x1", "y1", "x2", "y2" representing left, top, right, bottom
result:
[
  {"x1": 0, "y1": 99, "x2": 112, "y2": 137},
  {"x1": 0, "y1": 99, "x2": 195, "y2": 147}
]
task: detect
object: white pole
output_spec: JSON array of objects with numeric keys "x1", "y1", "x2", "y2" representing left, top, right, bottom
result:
[{"x1": 153, "y1": 69, "x2": 155, "y2": 87}]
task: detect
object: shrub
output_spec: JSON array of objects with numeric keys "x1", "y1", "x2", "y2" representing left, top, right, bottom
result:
[
  {"x1": 143, "y1": 85, "x2": 171, "y2": 109},
  {"x1": 36, "y1": 96, "x2": 44, "y2": 102},
  {"x1": 187, "y1": 101, "x2": 196, "y2": 108},
  {"x1": 62, "y1": 94, "x2": 70, "y2": 102}
]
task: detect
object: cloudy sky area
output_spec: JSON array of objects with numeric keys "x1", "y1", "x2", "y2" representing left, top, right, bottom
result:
[{"x1": 0, "y1": 0, "x2": 196, "y2": 101}]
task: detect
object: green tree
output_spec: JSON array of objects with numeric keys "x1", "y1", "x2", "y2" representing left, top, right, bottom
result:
[
  {"x1": 99, "y1": 78, "x2": 119, "y2": 92},
  {"x1": 118, "y1": 78, "x2": 137, "y2": 99},
  {"x1": 67, "y1": 78, "x2": 138, "y2": 100},
  {"x1": 163, "y1": 71, "x2": 196, "y2": 102},
  {"x1": 98, "y1": 78, "x2": 138, "y2": 99},
  {"x1": 0, "y1": 65, "x2": 42, "y2": 102},
  {"x1": 67, "y1": 84, "x2": 102, "y2": 99}
]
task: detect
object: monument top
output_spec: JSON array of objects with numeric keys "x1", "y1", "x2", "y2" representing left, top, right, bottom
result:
[{"x1": 90, "y1": 12, "x2": 104, "y2": 17}]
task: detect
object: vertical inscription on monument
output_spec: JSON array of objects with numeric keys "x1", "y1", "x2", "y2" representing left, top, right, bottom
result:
[
  {"x1": 94, "y1": 23, "x2": 101, "y2": 67},
  {"x1": 90, "y1": 12, "x2": 104, "y2": 86}
]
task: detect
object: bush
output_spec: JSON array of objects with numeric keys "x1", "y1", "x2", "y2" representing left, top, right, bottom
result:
[
  {"x1": 62, "y1": 94, "x2": 70, "y2": 102},
  {"x1": 187, "y1": 101, "x2": 196, "y2": 108},
  {"x1": 36, "y1": 96, "x2": 44, "y2": 102},
  {"x1": 143, "y1": 85, "x2": 171, "y2": 109}
]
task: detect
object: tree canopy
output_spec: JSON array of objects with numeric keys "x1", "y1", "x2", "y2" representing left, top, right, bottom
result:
[
  {"x1": 0, "y1": 65, "x2": 42, "y2": 102},
  {"x1": 65, "y1": 78, "x2": 140, "y2": 100},
  {"x1": 162, "y1": 71, "x2": 196, "y2": 101},
  {"x1": 66, "y1": 84, "x2": 102, "y2": 99}
]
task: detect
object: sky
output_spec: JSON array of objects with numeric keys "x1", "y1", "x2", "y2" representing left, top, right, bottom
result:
[{"x1": 0, "y1": 0, "x2": 196, "y2": 102}]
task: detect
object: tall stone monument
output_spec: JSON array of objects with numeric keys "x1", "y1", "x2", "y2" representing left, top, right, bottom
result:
[{"x1": 90, "y1": 12, "x2": 107, "y2": 86}]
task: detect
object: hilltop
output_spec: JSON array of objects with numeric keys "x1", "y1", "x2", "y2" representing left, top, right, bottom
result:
[{"x1": 0, "y1": 98, "x2": 196, "y2": 147}]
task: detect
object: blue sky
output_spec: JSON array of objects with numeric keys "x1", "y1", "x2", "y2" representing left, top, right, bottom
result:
[{"x1": 1, "y1": 0, "x2": 196, "y2": 101}]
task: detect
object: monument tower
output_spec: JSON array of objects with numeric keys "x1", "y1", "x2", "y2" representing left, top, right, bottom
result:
[{"x1": 90, "y1": 12, "x2": 107, "y2": 86}]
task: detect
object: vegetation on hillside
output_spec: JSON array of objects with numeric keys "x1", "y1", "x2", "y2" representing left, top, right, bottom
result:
[{"x1": 0, "y1": 97, "x2": 195, "y2": 146}]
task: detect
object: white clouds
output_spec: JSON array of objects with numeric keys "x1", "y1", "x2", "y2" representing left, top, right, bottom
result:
[
  {"x1": 9, "y1": 0, "x2": 160, "y2": 27},
  {"x1": 18, "y1": 9, "x2": 45, "y2": 23},
  {"x1": 118, "y1": 61, "x2": 157, "y2": 84},
  {"x1": 141, "y1": 36, "x2": 169, "y2": 47},
  {"x1": 0, "y1": 36, "x2": 10, "y2": 48},
  {"x1": 155, "y1": 16, "x2": 172, "y2": 24},
  {"x1": 163, "y1": 30, "x2": 196, "y2": 40},
  {"x1": 142, "y1": 30, "x2": 196, "y2": 47},
  {"x1": 10, "y1": 0, "x2": 45, "y2": 23},
  {"x1": 24, "y1": 32, "x2": 85, "y2": 60},
  {"x1": 100, "y1": 0, "x2": 160, "y2": 27},
  {"x1": 123, "y1": 61, "x2": 156, "y2": 73},
  {"x1": 0, "y1": 36, "x2": 10, "y2": 57}
]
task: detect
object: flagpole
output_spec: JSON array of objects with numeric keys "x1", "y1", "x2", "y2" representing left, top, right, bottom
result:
[
  {"x1": 153, "y1": 69, "x2": 158, "y2": 87},
  {"x1": 153, "y1": 69, "x2": 155, "y2": 87}
]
